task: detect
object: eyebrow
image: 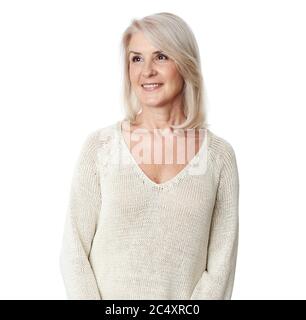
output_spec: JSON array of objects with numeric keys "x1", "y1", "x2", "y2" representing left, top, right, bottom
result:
[{"x1": 128, "y1": 50, "x2": 164, "y2": 55}]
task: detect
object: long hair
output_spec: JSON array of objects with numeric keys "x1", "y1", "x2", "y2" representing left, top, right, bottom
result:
[{"x1": 120, "y1": 12, "x2": 209, "y2": 130}]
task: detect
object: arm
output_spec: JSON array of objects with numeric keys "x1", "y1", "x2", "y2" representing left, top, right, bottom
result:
[
  {"x1": 190, "y1": 143, "x2": 239, "y2": 300},
  {"x1": 59, "y1": 131, "x2": 102, "y2": 300}
]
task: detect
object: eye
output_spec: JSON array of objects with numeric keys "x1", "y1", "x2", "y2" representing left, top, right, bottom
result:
[
  {"x1": 130, "y1": 54, "x2": 168, "y2": 63},
  {"x1": 131, "y1": 56, "x2": 141, "y2": 63},
  {"x1": 157, "y1": 54, "x2": 168, "y2": 61}
]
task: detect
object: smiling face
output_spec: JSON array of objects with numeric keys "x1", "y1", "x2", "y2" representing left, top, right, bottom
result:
[{"x1": 128, "y1": 32, "x2": 185, "y2": 109}]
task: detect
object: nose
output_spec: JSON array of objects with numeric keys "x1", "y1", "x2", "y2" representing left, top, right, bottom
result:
[{"x1": 142, "y1": 59, "x2": 157, "y2": 77}]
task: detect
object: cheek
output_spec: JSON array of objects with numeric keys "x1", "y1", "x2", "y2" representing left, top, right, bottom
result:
[
  {"x1": 165, "y1": 66, "x2": 183, "y2": 83},
  {"x1": 129, "y1": 64, "x2": 135, "y2": 76},
  {"x1": 166, "y1": 72, "x2": 184, "y2": 90},
  {"x1": 129, "y1": 67, "x2": 140, "y2": 84}
]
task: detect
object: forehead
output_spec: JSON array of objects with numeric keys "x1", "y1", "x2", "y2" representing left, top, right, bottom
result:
[{"x1": 128, "y1": 32, "x2": 158, "y2": 53}]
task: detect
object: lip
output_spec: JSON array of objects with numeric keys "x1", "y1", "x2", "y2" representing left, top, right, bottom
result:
[{"x1": 141, "y1": 83, "x2": 163, "y2": 92}]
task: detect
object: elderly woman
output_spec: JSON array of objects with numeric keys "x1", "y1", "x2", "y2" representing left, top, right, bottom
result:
[{"x1": 60, "y1": 12, "x2": 239, "y2": 300}]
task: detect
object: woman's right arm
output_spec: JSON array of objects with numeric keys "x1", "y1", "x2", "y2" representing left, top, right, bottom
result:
[{"x1": 59, "y1": 130, "x2": 102, "y2": 300}]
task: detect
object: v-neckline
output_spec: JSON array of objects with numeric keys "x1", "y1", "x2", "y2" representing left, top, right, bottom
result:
[{"x1": 117, "y1": 120, "x2": 208, "y2": 189}]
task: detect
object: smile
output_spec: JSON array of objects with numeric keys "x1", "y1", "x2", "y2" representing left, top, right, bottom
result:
[{"x1": 141, "y1": 83, "x2": 163, "y2": 91}]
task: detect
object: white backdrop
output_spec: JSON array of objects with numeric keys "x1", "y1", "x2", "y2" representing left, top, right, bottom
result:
[{"x1": 0, "y1": 0, "x2": 305, "y2": 300}]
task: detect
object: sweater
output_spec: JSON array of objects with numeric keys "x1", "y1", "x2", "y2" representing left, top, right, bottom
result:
[{"x1": 59, "y1": 120, "x2": 239, "y2": 300}]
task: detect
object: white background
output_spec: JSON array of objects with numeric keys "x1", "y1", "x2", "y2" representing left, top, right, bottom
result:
[{"x1": 0, "y1": 0, "x2": 305, "y2": 300}]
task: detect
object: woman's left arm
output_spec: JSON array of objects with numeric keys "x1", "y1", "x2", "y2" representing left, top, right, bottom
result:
[{"x1": 190, "y1": 143, "x2": 239, "y2": 300}]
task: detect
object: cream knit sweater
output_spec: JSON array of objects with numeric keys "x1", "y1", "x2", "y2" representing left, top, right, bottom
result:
[{"x1": 59, "y1": 120, "x2": 239, "y2": 300}]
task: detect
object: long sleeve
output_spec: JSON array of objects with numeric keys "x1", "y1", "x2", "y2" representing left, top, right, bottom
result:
[
  {"x1": 190, "y1": 143, "x2": 239, "y2": 300},
  {"x1": 59, "y1": 130, "x2": 102, "y2": 300}
]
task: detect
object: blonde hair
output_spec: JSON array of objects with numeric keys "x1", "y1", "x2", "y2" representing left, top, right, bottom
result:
[{"x1": 120, "y1": 12, "x2": 209, "y2": 130}]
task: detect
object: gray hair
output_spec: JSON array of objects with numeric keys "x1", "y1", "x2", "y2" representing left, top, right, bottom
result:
[{"x1": 120, "y1": 12, "x2": 209, "y2": 130}]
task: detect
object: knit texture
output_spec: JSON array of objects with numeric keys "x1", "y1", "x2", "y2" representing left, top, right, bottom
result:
[{"x1": 59, "y1": 120, "x2": 239, "y2": 300}]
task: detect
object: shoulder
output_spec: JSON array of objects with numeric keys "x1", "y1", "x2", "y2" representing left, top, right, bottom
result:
[
  {"x1": 76, "y1": 122, "x2": 119, "y2": 165},
  {"x1": 81, "y1": 122, "x2": 118, "y2": 150},
  {"x1": 206, "y1": 128, "x2": 238, "y2": 168}
]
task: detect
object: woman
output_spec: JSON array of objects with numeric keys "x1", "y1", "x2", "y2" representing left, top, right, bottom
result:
[{"x1": 60, "y1": 12, "x2": 239, "y2": 300}]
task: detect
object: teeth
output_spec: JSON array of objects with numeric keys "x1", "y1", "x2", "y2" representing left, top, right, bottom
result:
[{"x1": 142, "y1": 83, "x2": 161, "y2": 88}]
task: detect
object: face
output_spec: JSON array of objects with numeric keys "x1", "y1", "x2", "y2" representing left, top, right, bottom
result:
[{"x1": 128, "y1": 32, "x2": 184, "y2": 109}]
